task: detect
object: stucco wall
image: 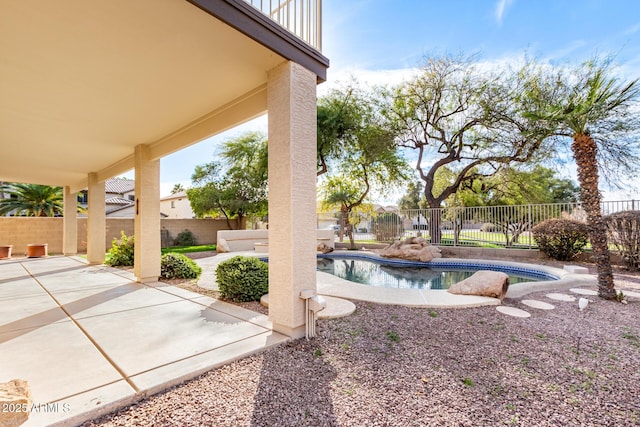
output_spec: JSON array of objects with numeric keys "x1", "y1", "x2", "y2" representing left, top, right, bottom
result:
[
  {"x1": 160, "y1": 197, "x2": 194, "y2": 218},
  {"x1": 0, "y1": 217, "x2": 236, "y2": 254}
]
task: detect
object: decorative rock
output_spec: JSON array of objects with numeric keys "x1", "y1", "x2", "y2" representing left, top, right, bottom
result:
[
  {"x1": 447, "y1": 270, "x2": 509, "y2": 300},
  {"x1": 379, "y1": 237, "x2": 441, "y2": 262},
  {"x1": 217, "y1": 237, "x2": 230, "y2": 253},
  {"x1": 317, "y1": 243, "x2": 334, "y2": 254},
  {"x1": 0, "y1": 379, "x2": 31, "y2": 427},
  {"x1": 578, "y1": 297, "x2": 589, "y2": 310}
]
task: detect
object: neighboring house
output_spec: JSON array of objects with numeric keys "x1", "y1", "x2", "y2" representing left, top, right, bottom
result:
[
  {"x1": 374, "y1": 204, "x2": 399, "y2": 214},
  {"x1": 79, "y1": 178, "x2": 137, "y2": 217},
  {"x1": 160, "y1": 191, "x2": 195, "y2": 218}
]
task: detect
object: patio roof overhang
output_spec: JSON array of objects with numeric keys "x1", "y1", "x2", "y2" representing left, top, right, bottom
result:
[{"x1": 0, "y1": 0, "x2": 327, "y2": 193}]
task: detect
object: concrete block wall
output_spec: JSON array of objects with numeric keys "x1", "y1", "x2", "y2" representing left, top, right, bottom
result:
[
  {"x1": 162, "y1": 218, "x2": 241, "y2": 247},
  {"x1": 0, "y1": 218, "x2": 64, "y2": 256},
  {"x1": 0, "y1": 217, "x2": 235, "y2": 254}
]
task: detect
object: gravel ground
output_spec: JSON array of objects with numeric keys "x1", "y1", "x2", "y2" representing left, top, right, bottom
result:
[{"x1": 84, "y1": 258, "x2": 640, "y2": 427}]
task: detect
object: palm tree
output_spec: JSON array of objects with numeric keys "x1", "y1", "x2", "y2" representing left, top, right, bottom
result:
[
  {"x1": 0, "y1": 183, "x2": 64, "y2": 216},
  {"x1": 171, "y1": 183, "x2": 185, "y2": 194},
  {"x1": 525, "y1": 59, "x2": 640, "y2": 300}
]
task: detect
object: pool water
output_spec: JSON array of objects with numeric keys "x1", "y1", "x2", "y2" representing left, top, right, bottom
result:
[{"x1": 317, "y1": 257, "x2": 544, "y2": 290}]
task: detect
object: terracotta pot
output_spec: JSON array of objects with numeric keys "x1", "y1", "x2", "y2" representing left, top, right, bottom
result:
[
  {"x1": 0, "y1": 245, "x2": 12, "y2": 259},
  {"x1": 26, "y1": 244, "x2": 47, "y2": 258}
]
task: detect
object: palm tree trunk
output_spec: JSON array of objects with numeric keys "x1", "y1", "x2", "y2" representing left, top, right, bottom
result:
[{"x1": 572, "y1": 133, "x2": 616, "y2": 299}]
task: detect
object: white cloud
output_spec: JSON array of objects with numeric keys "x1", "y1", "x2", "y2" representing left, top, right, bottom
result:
[
  {"x1": 320, "y1": 67, "x2": 420, "y2": 95},
  {"x1": 624, "y1": 23, "x2": 640, "y2": 35},
  {"x1": 495, "y1": 0, "x2": 514, "y2": 25}
]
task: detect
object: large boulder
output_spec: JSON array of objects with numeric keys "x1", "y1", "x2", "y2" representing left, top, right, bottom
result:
[
  {"x1": 317, "y1": 243, "x2": 334, "y2": 254},
  {"x1": 0, "y1": 379, "x2": 31, "y2": 427},
  {"x1": 447, "y1": 270, "x2": 509, "y2": 300},
  {"x1": 379, "y1": 237, "x2": 442, "y2": 262}
]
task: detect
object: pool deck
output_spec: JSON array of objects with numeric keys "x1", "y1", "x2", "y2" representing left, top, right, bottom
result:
[{"x1": 196, "y1": 250, "x2": 599, "y2": 308}]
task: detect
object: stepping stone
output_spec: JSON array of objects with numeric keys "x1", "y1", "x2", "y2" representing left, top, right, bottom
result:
[
  {"x1": 623, "y1": 290, "x2": 640, "y2": 299},
  {"x1": 522, "y1": 299, "x2": 555, "y2": 310},
  {"x1": 317, "y1": 296, "x2": 356, "y2": 319},
  {"x1": 496, "y1": 306, "x2": 531, "y2": 318},
  {"x1": 546, "y1": 293, "x2": 576, "y2": 302},
  {"x1": 563, "y1": 265, "x2": 589, "y2": 274},
  {"x1": 260, "y1": 293, "x2": 355, "y2": 319},
  {"x1": 570, "y1": 288, "x2": 598, "y2": 296}
]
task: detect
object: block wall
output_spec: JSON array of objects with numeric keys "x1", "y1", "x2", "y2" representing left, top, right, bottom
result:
[{"x1": 0, "y1": 217, "x2": 235, "y2": 254}]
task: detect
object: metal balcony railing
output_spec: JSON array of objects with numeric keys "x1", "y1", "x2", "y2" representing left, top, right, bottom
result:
[{"x1": 243, "y1": 0, "x2": 322, "y2": 50}]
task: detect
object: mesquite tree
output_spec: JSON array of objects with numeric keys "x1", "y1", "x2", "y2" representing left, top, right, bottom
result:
[{"x1": 382, "y1": 55, "x2": 552, "y2": 243}]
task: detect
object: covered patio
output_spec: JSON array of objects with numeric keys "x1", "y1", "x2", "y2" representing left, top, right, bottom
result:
[
  {"x1": 0, "y1": 255, "x2": 288, "y2": 426},
  {"x1": 1, "y1": 0, "x2": 328, "y2": 425},
  {"x1": 1, "y1": 0, "x2": 327, "y2": 337}
]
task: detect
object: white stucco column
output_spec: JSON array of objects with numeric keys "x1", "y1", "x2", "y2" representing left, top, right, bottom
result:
[
  {"x1": 87, "y1": 173, "x2": 105, "y2": 264},
  {"x1": 267, "y1": 61, "x2": 317, "y2": 339},
  {"x1": 62, "y1": 186, "x2": 78, "y2": 256},
  {"x1": 134, "y1": 144, "x2": 161, "y2": 282}
]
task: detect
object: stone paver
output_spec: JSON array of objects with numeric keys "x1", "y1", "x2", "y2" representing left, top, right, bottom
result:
[
  {"x1": 496, "y1": 306, "x2": 531, "y2": 318},
  {"x1": 623, "y1": 290, "x2": 640, "y2": 299},
  {"x1": 521, "y1": 299, "x2": 555, "y2": 310},
  {"x1": 545, "y1": 293, "x2": 576, "y2": 302},
  {"x1": 570, "y1": 288, "x2": 598, "y2": 296}
]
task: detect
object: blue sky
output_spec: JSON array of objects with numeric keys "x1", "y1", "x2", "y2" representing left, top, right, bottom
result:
[{"x1": 137, "y1": 0, "x2": 640, "y2": 200}]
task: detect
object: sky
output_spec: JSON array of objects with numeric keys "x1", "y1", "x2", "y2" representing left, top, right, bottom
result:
[{"x1": 126, "y1": 0, "x2": 640, "y2": 201}]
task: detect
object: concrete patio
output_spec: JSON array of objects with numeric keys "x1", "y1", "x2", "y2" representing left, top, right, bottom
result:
[{"x1": 0, "y1": 256, "x2": 288, "y2": 427}]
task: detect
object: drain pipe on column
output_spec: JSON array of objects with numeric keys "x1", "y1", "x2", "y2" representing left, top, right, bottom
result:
[{"x1": 300, "y1": 290, "x2": 326, "y2": 339}]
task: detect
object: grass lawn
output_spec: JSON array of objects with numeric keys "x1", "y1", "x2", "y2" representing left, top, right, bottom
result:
[{"x1": 161, "y1": 244, "x2": 217, "y2": 254}]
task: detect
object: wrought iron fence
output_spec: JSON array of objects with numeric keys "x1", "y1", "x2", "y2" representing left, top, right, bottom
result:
[
  {"x1": 320, "y1": 200, "x2": 640, "y2": 249},
  {"x1": 243, "y1": 0, "x2": 322, "y2": 50}
]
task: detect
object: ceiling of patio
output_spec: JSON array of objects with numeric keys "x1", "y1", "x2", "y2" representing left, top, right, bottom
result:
[{"x1": 0, "y1": 0, "x2": 286, "y2": 191}]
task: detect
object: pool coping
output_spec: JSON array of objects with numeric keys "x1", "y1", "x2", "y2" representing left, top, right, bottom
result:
[
  {"x1": 201, "y1": 250, "x2": 598, "y2": 308},
  {"x1": 311, "y1": 251, "x2": 597, "y2": 307}
]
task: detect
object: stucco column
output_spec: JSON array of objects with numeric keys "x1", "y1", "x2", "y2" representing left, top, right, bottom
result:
[
  {"x1": 267, "y1": 61, "x2": 317, "y2": 338},
  {"x1": 134, "y1": 144, "x2": 161, "y2": 282},
  {"x1": 62, "y1": 186, "x2": 78, "y2": 256},
  {"x1": 87, "y1": 173, "x2": 105, "y2": 264}
]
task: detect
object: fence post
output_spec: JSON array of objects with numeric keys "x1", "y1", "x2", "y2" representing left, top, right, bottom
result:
[
  {"x1": 453, "y1": 208, "x2": 459, "y2": 247},
  {"x1": 528, "y1": 204, "x2": 532, "y2": 249}
]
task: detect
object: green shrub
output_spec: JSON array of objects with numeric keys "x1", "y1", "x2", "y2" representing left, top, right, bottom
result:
[
  {"x1": 531, "y1": 219, "x2": 589, "y2": 261},
  {"x1": 106, "y1": 231, "x2": 135, "y2": 266},
  {"x1": 216, "y1": 256, "x2": 268, "y2": 302},
  {"x1": 160, "y1": 252, "x2": 202, "y2": 279},
  {"x1": 174, "y1": 229, "x2": 197, "y2": 247},
  {"x1": 480, "y1": 222, "x2": 499, "y2": 232},
  {"x1": 605, "y1": 210, "x2": 640, "y2": 271}
]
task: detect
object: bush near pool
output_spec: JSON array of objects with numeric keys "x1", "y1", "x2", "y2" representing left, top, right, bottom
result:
[
  {"x1": 160, "y1": 252, "x2": 202, "y2": 279},
  {"x1": 216, "y1": 256, "x2": 268, "y2": 302}
]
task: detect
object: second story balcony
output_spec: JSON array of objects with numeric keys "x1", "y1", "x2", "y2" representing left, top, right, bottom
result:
[{"x1": 243, "y1": 0, "x2": 322, "y2": 50}]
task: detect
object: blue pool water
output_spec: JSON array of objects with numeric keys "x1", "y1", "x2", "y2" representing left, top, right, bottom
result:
[{"x1": 316, "y1": 255, "x2": 557, "y2": 290}]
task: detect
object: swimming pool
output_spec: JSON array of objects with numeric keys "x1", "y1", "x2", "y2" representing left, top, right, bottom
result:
[{"x1": 317, "y1": 253, "x2": 559, "y2": 290}]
